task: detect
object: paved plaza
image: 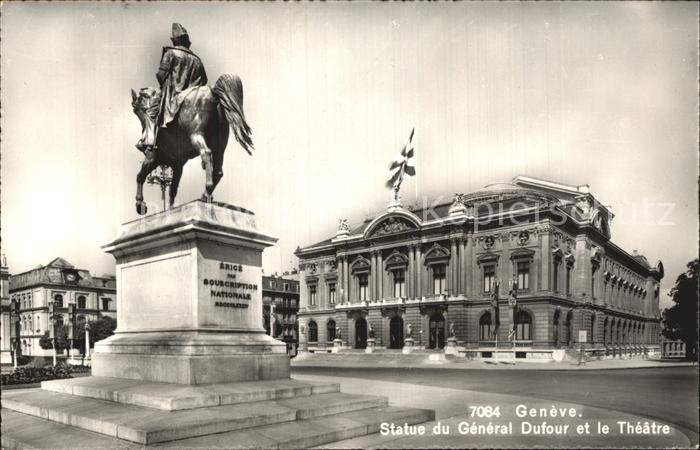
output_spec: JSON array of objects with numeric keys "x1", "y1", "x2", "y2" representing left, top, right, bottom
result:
[{"x1": 291, "y1": 365, "x2": 698, "y2": 448}]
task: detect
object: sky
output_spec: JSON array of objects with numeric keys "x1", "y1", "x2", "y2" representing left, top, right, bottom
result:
[{"x1": 1, "y1": 2, "x2": 698, "y2": 309}]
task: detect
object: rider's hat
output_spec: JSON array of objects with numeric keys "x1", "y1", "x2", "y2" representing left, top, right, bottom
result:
[{"x1": 171, "y1": 23, "x2": 189, "y2": 40}]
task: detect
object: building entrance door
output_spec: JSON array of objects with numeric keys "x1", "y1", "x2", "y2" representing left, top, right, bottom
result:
[
  {"x1": 389, "y1": 316, "x2": 404, "y2": 349},
  {"x1": 429, "y1": 313, "x2": 445, "y2": 349},
  {"x1": 355, "y1": 318, "x2": 367, "y2": 349}
]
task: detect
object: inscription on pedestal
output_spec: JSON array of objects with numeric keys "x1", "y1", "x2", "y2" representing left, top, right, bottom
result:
[
  {"x1": 198, "y1": 258, "x2": 263, "y2": 330},
  {"x1": 203, "y1": 261, "x2": 260, "y2": 308}
]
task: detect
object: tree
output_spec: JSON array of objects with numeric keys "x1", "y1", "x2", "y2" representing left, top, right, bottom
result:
[
  {"x1": 90, "y1": 316, "x2": 117, "y2": 343},
  {"x1": 73, "y1": 316, "x2": 117, "y2": 354},
  {"x1": 39, "y1": 325, "x2": 70, "y2": 352},
  {"x1": 662, "y1": 259, "x2": 698, "y2": 359},
  {"x1": 38, "y1": 316, "x2": 117, "y2": 356}
]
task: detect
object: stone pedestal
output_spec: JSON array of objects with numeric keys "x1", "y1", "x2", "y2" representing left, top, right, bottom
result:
[
  {"x1": 444, "y1": 337, "x2": 458, "y2": 355},
  {"x1": 331, "y1": 338, "x2": 344, "y2": 353},
  {"x1": 93, "y1": 200, "x2": 288, "y2": 385},
  {"x1": 402, "y1": 337, "x2": 415, "y2": 354},
  {"x1": 365, "y1": 338, "x2": 376, "y2": 354}
]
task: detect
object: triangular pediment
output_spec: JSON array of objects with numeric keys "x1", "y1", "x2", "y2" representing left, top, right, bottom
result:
[
  {"x1": 424, "y1": 243, "x2": 450, "y2": 261},
  {"x1": 47, "y1": 257, "x2": 75, "y2": 269},
  {"x1": 384, "y1": 250, "x2": 409, "y2": 268},
  {"x1": 350, "y1": 255, "x2": 371, "y2": 272}
]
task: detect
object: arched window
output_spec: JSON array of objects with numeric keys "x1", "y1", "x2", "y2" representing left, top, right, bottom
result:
[
  {"x1": 327, "y1": 320, "x2": 336, "y2": 341},
  {"x1": 77, "y1": 295, "x2": 87, "y2": 309},
  {"x1": 53, "y1": 294, "x2": 64, "y2": 308},
  {"x1": 553, "y1": 310, "x2": 560, "y2": 346},
  {"x1": 515, "y1": 310, "x2": 532, "y2": 341},
  {"x1": 308, "y1": 321, "x2": 318, "y2": 342},
  {"x1": 479, "y1": 312, "x2": 492, "y2": 341}
]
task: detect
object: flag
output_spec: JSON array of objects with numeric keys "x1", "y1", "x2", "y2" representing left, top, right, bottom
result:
[
  {"x1": 385, "y1": 128, "x2": 416, "y2": 189},
  {"x1": 508, "y1": 278, "x2": 518, "y2": 341},
  {"x1": 508, "y1": 279, "x2": 518, "y2": 308}
]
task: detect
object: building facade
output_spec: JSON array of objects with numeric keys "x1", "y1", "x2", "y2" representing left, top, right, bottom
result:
[
  {"x1": 8, "y1": 257, "x2": 117, "y2": 357},
  {"x1": 295, "y1": 176, "x2": 663, "y2": 359},
  {"x1": 262, "y1": 273, "x2": 300, "y2": 351},
  {"x1": 1, "y1": 255, "x2": 11, "y2": 364}
]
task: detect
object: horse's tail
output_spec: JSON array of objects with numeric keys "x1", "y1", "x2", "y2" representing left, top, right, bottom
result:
[{"x1": 212, "y1": 74, "x2": 254, "y2": 155}]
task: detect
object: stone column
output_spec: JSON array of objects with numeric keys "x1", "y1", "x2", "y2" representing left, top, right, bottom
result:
[
  {"x1": 449, "y1": 239, "x2": 458, "y2": 295},
  {"x1": 464, "y1": 237, "x2": 473, "y2": 298},
  {"x1": 377, "y1": 251, "x2": 384, "y2": 301},
  {"x1": 345, "y1": 258, "x2": 351, "y2": 303},
  {"x1": 384, "y1": 260, "x2": 391, "y2": 301},
  {"x1": 407, "y1": 246, "x2": 414, "y2": 298},
  {"x1": 458, "y1": 238, "x2": 466, "y2": 296},
  {"x1": 337, "y1": 256, "x2": 343, "y2": 303},
  {"x1": 415, "y1": 245, "x2": 423, "y2": 298},
  {"x1": 540, "y1": 230, "x2": 550, "y2": 292},
  {"x1": 370, "y1": 251, "x2": 376, "y2": 302}
]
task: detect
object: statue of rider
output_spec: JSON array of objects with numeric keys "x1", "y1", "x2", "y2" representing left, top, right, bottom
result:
[{"x1": 137, "y1": 23, "x2": 208, "y2": 152}]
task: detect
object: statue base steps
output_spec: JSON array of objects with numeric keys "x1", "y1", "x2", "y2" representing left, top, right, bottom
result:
[{"x1": 1, "y1": 376, "x2": 434, "y2": 447}]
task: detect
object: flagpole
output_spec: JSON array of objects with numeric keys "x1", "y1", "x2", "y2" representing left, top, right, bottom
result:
[{"x1": 413, "y1": 129, "x2": 418, "y2": 207}]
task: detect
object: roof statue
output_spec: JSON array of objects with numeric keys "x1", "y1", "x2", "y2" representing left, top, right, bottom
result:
[
  {"x1": 131, "y1": 23, "x2": 254, "y2": 215},
  {"x1": 385, "y1": 128, "x2": 416, "y2": 209}
]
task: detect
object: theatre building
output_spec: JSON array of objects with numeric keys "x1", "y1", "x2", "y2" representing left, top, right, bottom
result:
[
  {"x1": 295, "y1": 176, "x2": 663, "y2": 359},
  {"x1": 8, "y1": 257, "x2": 117, "y2": 357}
]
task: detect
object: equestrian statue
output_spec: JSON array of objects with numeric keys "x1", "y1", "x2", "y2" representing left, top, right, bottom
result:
[{"x1": 131, "y1": 23, "x2": 253, "y2": 215}]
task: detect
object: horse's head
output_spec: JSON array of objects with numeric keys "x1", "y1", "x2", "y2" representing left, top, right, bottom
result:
[{"x1": 131, "y1": 87, "x2": 161, "y2": 151}]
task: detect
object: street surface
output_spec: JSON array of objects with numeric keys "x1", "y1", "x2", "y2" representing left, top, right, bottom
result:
[{"x1": 292, "y1": 366, "x2": 698, "y2": 448}]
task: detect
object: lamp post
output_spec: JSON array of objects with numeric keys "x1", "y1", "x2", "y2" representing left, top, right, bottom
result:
[
  {"x1": 10, "y1": 298, "x2": 19, "y2": 369},
  {"x1": 146, "y1": 165, "x2": 173, "y2": 212},
  {"x1": 68, "y1": 303, "x2": 76, "y2": 364},
  {"x1": 84, "y1": 322, "x2": 91, "y2": 365},
  {"x1": 48, "y1": 301, "x2": 57, "y2": 367}
]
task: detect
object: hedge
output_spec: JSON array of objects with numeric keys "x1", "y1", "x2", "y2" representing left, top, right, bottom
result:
[{"x1": 1, "y1": 364, "x2": 74, "y2": 386}]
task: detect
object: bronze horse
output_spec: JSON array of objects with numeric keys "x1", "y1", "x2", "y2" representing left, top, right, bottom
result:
[{"x1": 131, "y1": 73, "x2": 253, "y2": 215}]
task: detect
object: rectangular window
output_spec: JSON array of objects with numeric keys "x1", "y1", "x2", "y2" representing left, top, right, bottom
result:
[
  {"x1": 483, "y1": 265, "x2": 495, "y2": 293},
  {"x1": 433, "y1": 264, "x2": 446, "y2": 295},
  {"x1": 516, "y1": 261, "x2": 530, "y2": 291},
  {"x1": 566, "y1": 266, "x2": 572, "y2": 296},
  {"x1": 101, "y1": 298, "x2": 110, "y2": 311},
  {"x1": 516, "y1": 322, "x2": 531, "y2": 340},
  {"x1": 328, "y1": 283, "x2": 336, "y2": 304},
  {"x1": 309, "y1": 285, "x2": 317, "y2": 306},
  {"x1": 393, "y1": 269, "x2": 406, "y2": 298},
  {"x1": 284, "y1": 283, "x2": 289, "y2": 291},
  {"x1": 358, "y1": 274, "x2": 368, "y2": 301},
  {"x1": 553, "y1": 261, "x2": 560, "y2": 292}
]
